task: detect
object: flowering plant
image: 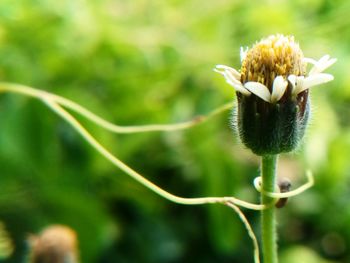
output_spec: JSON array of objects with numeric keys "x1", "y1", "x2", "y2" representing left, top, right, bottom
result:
[{"x1": 215, "y1": 35, "x2": 336, "y2": 155}]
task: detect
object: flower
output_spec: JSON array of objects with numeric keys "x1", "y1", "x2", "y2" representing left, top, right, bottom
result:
[
  {"x1": 28, "y1": 225, "x2": 79, "y2": 263},
  {"x1": 215, "y1": 34, "x2": 336, "y2": 155}
]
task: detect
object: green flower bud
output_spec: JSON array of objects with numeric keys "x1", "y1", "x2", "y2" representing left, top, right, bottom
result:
[{"x1": 215, "y1": 34, "x2": 336, "y2": 155}]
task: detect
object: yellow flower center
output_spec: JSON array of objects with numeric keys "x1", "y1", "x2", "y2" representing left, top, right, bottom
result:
[{"x1": 240, "y1": 34, "x2": 306, "y2": 90}]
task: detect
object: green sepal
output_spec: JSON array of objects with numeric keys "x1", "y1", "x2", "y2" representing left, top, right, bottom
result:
[{"x1": 235, "y1": 91, "x2": 309, "y2": 155}]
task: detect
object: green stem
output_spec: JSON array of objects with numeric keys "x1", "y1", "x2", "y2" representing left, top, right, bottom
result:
[{"x1": 261, "y1": 155, "x2": 278, "y2": 263}]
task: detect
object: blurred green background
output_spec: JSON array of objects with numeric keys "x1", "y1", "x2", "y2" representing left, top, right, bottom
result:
[{"x1": 0, "y1": 0, "x2": 348, "y2": 262}]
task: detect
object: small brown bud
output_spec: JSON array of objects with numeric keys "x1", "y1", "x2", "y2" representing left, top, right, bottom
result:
[{"x1": 275, "y1": 178, "x2": 292, "y2": 208}]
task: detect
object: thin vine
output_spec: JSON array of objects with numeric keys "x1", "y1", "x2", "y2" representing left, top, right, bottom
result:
[{"x1": 0, "y1": 83, "x2": 314, "y2": 263}]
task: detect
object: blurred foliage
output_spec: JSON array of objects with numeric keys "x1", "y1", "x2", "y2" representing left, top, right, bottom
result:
[{"x1": 0, "y1": 0, "x2": 349, "y2": 262}]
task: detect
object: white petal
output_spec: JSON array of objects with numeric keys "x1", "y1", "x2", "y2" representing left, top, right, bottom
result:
[
  {"x1": 288, "y1": 75, "x2": 305, "y2": 95},
  {"x1": 319, "y1": 54, "x2": 330, "y2": 64},
  {"x1": 297, "y1": 73, "x2": 334, "y2": 94},
  {"x1": 240, "y1": 47, "x2": 248, "y2": 62},
  {"x1": 288, "y1": 75, "x2": 297, "y2": 90},
  {"x1": 213, "y1": 67, "x2": 226, "y2": 77},
  {"x1": 214, "y1": 65, "x2": 241, "y2": 80},
  {"x1": 214, "y1": 65, "x2": 251, "y2": 95},
  {"x1": 271, "y1": 76, "x2": 288, "y2": 103},
  {"x1": 244, "y1": 82, "x2": 271, "y2": 102},
  {"x1": 303, "y1": 57, "x2": 318, "y2": 65},
  {"x1": 309, "y1": 55, "x2": 337, "y2": 75},
  {"x1": 320, "y1": 57, "x2": 337, "y2": 71},
  {"x1": 222, "y1": 69, "x2": 241, "y2": 85},
  {"x1": 288, "y1": 75, "x2": 299, "y2": 94},
  {"x1": 226, "y1": 79, "x2": 251, "y2": 95}
]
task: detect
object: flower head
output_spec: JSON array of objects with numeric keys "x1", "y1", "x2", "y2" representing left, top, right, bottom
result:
[
  {"x1": 215, "y1": 34, "x2": 336, "y2": 155},
  {"x1": 28, "y1": 225, "x2": 79, "y2": 263}
]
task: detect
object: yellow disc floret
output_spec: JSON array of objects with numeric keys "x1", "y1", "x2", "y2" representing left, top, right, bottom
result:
[{"x1": 240, "y1": 35, "x2": 306, "y2": 90}]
